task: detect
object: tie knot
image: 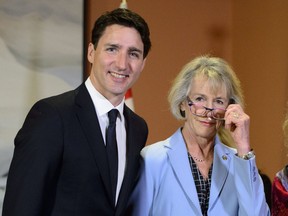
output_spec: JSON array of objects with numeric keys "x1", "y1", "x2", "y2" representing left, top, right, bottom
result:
[{"x1": 108, "y1": 109, "x2": 118, "y2": 125}]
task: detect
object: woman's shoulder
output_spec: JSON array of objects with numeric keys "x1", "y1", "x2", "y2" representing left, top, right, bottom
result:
[
  {"x1": 141, "y1": 129, "x2": 183, "y2": 157},
  {"x1": 139, "y1": 137, "x2": 175, "y2": 177},
  {"x1": 140, "y1": 129, "x2": 186, "y2": 166},
  {"x1": 141, "y1": 137, "x2": 171, "y2": 159}
]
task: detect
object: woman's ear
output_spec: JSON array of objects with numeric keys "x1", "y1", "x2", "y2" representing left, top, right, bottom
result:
[
  {"x1": 180, "y1": 103, "x2": 186, "y2": 118},
  {"x1": 229, "y1": 98, "x2": 236, "y2": 104},
  {"x1": 180, "y1": 110, "x2": 186, "y2": 118}
]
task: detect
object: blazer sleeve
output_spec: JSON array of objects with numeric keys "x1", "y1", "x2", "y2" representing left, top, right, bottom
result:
[
  {"x1": 233, "y1": 155, "x2": 270, "y2": 216},
  {"x1": 126, "y1": 146, "x2": 162, "y2": 216},
  {"x1": 3, "y1": 99, "x2": 64, "y2": 216}
]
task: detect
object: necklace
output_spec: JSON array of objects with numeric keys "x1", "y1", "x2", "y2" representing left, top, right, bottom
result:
[{"x1": 192, "y1": 155, "x2": 205, "y2": 162}]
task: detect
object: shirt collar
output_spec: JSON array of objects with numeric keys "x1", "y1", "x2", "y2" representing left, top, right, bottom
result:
[{"x1": 85, "y1": 77, "x2": 125, "y2": 121}]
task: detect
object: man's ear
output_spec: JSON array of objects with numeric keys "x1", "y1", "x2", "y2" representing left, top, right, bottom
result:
[
  {"x1": 87, "y1": 43, "x2": 95, "y2": 64},
  {"x1": 140, "y1": 57, "x2": 147, "y2": 71}
]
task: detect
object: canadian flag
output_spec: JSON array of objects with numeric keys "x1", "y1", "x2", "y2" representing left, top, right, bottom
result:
[{"x1": 125, "y1": 88, "x2": 135, "y2": 111}]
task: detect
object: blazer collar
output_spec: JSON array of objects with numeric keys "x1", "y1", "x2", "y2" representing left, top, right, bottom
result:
[
  {"x1": 165, "y1": 129, "x2": 202, "y2": 214},
  {"x1": 165, "y1": 129, "x2": 231, "y2": 214},
  {"x1": 208, "y1": 136, "x2": 232, "y2": 208}
]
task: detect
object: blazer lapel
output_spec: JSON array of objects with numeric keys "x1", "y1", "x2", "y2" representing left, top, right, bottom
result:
[
  {"x1": 208, "y1": 137, "x2": 231, "y2": 208},
  {"x1": 166, "y1": 129, "x2": 203, "y2": 214},
  {"x1": 116, "y1": 106, "x2": 147, "y2": 215},
  {"x1": 74, "y1": 84, "x2": 113, "y2": 202}
]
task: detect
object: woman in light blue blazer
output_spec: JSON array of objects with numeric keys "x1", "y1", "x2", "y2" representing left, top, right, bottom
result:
[{"x1": 128, "y1": 56, "x2": 270, "y2": 216}]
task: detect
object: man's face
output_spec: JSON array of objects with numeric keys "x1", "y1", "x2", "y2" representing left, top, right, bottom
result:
[{"x1": 87, "y1": 24, "x2": 146, "y2": 105}]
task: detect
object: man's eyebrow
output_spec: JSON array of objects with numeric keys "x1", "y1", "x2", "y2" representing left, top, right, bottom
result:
[
  {"x1": 129, "y1": 47, "x2": 143, "y2": 54},
  {"x1": 104, "y1": 43, "x2": 143, "y2": 55},
  {"x1": 105, "y1": 43, "x2": 119, "y2": 48}
]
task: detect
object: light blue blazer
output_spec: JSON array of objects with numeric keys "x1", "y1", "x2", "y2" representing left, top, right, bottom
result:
[{"x1": 128, "y1": 128, "x2": 270, "y2": 216}]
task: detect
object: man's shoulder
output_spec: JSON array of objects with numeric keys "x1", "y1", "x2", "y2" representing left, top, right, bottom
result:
[
  {"x1": 29, "y1": 84, "x2": 86, "y2": 115},
  {"x1": 40, "y1": 83, "x2": 85, "y2": 105},
  {"x1": 124, "y1": 105, "x2": 147, "y2": 124}
]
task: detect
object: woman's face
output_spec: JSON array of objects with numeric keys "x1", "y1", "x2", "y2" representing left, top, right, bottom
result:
[{"x1": 181, "y1": 76, "x2": 229, "y2": 140}]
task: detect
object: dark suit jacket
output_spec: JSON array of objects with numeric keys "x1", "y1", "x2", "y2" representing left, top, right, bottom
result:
[{"x1": 2, "y1": 83, "x2": 148, "y2": 216}]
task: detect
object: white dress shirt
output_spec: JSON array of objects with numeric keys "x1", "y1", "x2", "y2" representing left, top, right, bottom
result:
[{"x1": 85, "y1": 78, "x2": 126, "y2": 204}]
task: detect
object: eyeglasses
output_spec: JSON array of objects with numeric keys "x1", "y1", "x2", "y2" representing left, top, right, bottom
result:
[{"x1": 186, "y1": 96, "x2": 226, "y2": 121}]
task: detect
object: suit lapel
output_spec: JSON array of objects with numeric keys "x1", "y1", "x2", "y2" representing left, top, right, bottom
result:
[
  {"x1": 166, "y1": 129, "x2": 202, "y2": 214},
  {"x1": 167, "y1": 131, "x2": 232, "y2": 214},
  {"x1": 74, "y1": 84, "x2": 113, "y2": 202},
  {"x1": 116, "y1": 106, "x2": 146, "y2": 215},
  {"x1": 209, "y1": 138, "x2": 231, "y2": 208}
]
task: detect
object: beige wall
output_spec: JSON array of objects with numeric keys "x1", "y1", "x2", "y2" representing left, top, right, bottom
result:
[
  {"x1": 85, "y1": 0, "x2": 288, "y2": 180},
  {"x1": 232, "y1": 1, "x2": 288, "y2": 179}
]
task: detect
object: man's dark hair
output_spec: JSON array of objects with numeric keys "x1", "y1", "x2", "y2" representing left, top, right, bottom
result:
[{"x1": 91, "y1": 8, "x2": 151, "y2": 58}]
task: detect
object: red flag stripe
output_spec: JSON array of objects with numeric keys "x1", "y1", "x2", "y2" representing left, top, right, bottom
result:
[{"x1": 125, "y1": 88, "x2": 133, "y2": 99}]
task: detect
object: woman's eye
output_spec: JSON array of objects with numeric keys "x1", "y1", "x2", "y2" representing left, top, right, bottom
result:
[
  {"x1": 195, "y1": 97, "x2": 204, "y2": 102},
  {"x1": 216, "y1": 100, "x2": 224, "y2": 105}
]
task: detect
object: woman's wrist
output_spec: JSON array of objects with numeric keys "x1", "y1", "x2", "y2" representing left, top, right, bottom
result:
[{"x1": 236, "y1": 149, "x2": 254, "y2": 160}]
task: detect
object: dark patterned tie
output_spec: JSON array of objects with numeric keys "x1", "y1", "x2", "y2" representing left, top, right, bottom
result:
[{"x1": 106, "y1": 109, "x2": 118, "y2": 204}]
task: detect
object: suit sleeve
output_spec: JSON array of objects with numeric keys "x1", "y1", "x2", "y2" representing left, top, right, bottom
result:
[
  {"x1": 2, "y1": 100, "x2": 63, "y2": 216},
  {"x1": 233, "y1": 156, "x2": 270, "y2": 215}
]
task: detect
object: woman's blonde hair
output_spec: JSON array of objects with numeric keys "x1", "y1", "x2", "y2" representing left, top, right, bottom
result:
[{"x1": 168, "y1": 55, "x2": 244, "y2": 147}]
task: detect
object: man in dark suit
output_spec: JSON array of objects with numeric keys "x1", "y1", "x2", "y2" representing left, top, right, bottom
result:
[{"x1": 2, "y1": 8, "x2": 151, "y2": 216}]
